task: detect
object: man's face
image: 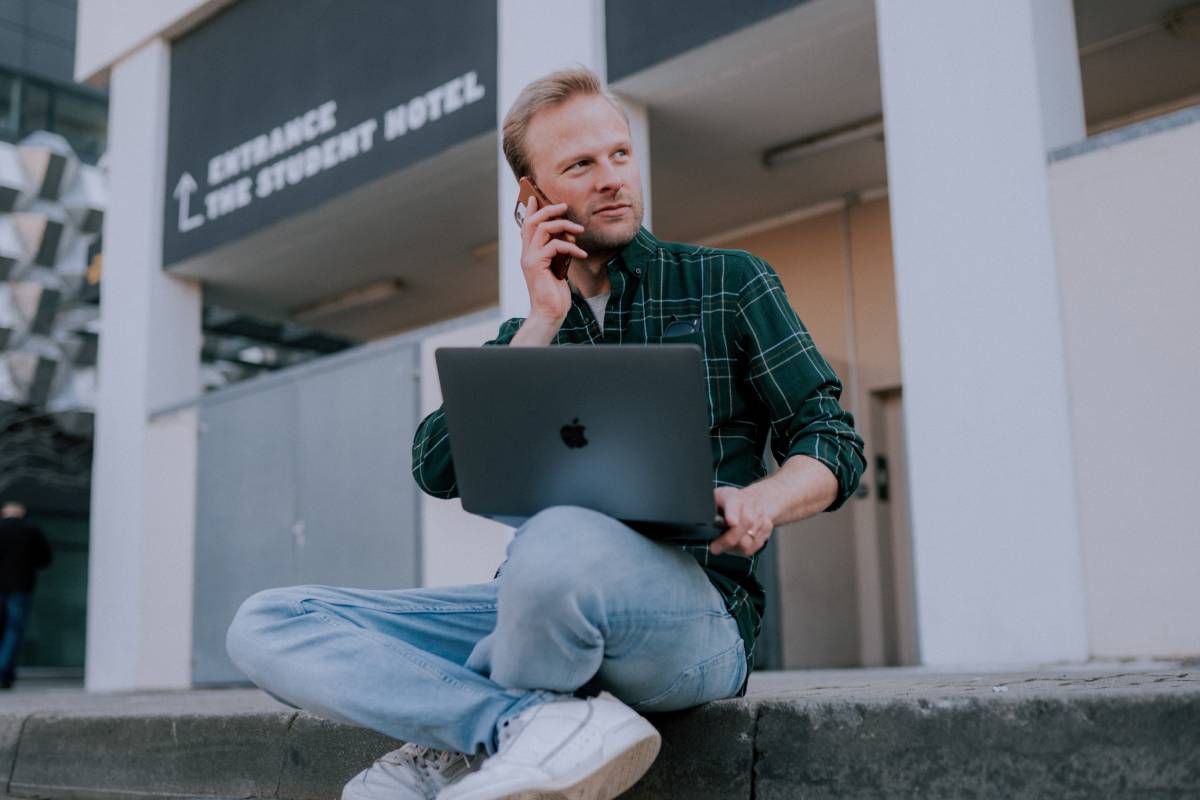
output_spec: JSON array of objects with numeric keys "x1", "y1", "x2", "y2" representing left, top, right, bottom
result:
[{"x1": 524, "y1": 94, "x2": 644, "y2": 253}]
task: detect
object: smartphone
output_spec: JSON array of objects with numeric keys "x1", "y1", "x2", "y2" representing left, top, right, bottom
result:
[{"x1": 514, "y1": 176, "x2": 572, "y2": 280}]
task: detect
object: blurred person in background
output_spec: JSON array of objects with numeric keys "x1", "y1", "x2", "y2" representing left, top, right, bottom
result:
[{"x1": 0, "y1": 501, "x2": 53, "y2": 690}]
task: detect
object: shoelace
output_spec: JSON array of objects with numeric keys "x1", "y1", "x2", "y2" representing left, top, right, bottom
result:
[
  {"x1": 373, "y1": 743, "x2": 474, "y2": 799},
  {"x1": 379, "y1": 743, "x2": 458, "y2": 773}
]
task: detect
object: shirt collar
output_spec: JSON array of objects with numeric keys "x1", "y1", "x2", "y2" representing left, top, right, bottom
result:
[
  {"x1": 608, "y1": 226, "x2": 658, "y2": 278},
  {"x1": 570, "y1": 227, "x2": 658, "y2": 299}
]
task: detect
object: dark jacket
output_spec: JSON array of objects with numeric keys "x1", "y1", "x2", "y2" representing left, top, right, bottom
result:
[{"x1": 0, "y1": 518, "x2": 53, "y2": 593}]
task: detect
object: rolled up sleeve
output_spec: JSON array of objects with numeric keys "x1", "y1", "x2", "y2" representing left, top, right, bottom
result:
[
  {"x1": 735, "y1": 258, "x2": 866, "y2": 511},
  {"x1": 410, "y1": 317, "x2": 526, "y2": 499}
]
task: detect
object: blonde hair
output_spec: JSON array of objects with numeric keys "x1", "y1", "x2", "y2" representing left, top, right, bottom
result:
[{"x1": 501, "y1": 67, "x2": 628, "y2": 181}]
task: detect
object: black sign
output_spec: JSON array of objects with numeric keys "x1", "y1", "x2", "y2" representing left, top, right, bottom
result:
[
  {"x1": 163, "y1": 0, "x2": 497, "y2": 268},
  {"x1": 606, "y1": 0, "x2": 805, "y2": 83}
]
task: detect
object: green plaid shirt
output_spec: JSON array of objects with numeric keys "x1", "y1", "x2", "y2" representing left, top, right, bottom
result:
[{"x1": 413, "y1": 227, "x2": 865, "y2": 682}]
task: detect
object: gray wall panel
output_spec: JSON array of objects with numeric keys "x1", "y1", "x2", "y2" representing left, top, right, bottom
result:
[
  {"x1": 193, "y1": 340, "x2": 422, "y2": 684},
  {"x1": 606, "y1": 0, "x2": 807, "y2": 82},
  {"x1": 291, "y1": 346, "x2": 420, "y2": 589},
  {"x1": 0, "y1": 27, "x2": 22, "y2": 73},
  {"x1": 26, "y1": 41, "x2": 73, "y2": 81},
  {"x1": 193, "y1": 381, "x2": 300, "y2": 684},
  {"x1": 28, "y1": 1, "x2": 74, "y2": 42},
  {"x1": 0, "y1": 1, "x2": 22, "y2": 24}
]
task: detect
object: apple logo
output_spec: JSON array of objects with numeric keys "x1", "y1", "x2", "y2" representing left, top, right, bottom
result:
[{"x1": 560, "y1": 418, "x2": 588, "y2": 449}]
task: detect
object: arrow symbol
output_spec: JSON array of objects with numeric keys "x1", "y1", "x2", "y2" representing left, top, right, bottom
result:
[{"x1": 173, "y1": 172, "x2": 205, "y2": 233}]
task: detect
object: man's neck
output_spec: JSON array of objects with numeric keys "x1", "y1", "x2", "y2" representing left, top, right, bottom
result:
[{"x1": 567, "y1": 252, "x2": 615, "y2": 299}]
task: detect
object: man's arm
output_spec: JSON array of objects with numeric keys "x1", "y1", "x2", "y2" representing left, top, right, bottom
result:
[
  {"x1": 509, "y1": 313, "x2": 562, "y2": 347},
  {"x1": 413, "y1": 195, "x2": 584, "y2": 497},
  {"x1": 710, "y1": 455, "x2": 839, "y2": 554},
  {"x1": 747, "y1": 454, "x2": 839, "y2": 524},
  {"x1": 411, "y1": 318, "x2": 526, "y2": 499},
  {"x1": 711, "y1": 256, "x2": 866, "y2": 556}
]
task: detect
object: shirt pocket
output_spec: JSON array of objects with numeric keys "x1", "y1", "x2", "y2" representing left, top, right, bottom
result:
[
  {"x1": 660, "y1": 316, "x2": 704, "y2": 349},
  {"x1": 659, "y1": 317, "x2": 711, "y2": 427}
]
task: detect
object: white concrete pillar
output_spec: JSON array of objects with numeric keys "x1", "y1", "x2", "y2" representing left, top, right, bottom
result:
[
  {"x1": 875, "y1": 0, "x2": 1088, "y2": 665},
  {"x1": 497, "y1": 0, "x2": 652, "y2": 319},
  {"x1": 86, "y1": 38, "x2": 202, "y2": 691}
]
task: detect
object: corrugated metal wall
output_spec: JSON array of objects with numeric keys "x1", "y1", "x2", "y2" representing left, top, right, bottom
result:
[{"x1": 192, "y1": 334, "x2": 423, "y2": 683}]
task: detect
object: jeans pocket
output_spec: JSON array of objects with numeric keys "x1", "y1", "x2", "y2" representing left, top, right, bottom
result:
[{"x1": 630, "y1": 637, "x2": 747, "y2": 714}]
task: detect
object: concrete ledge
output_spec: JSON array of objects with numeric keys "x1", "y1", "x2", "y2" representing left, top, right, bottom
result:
[
  {"x1": 0, "y1": 717, "x2": 22, "y2": 795},
  {"x1": 10, "y1": 712, "x2": 293, "y2": 799},
  {"x1": 0, "y1": 666, "x2": 1196, "y2": 799},
  {"x1": 1048, "y1": 103, "x2": 1200, "y2": 162},
  {"x1": 276, "y1": 715, "x2": 404, "y2": 800},
  {"x1": 755, "y1": 694, "x2": 1200, "y2": 799},
  {"x1": 627, "y1": 702, "x2": 756, "y2": 800}
]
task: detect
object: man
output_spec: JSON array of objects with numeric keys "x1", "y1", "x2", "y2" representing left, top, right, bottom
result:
[
  {"x1": 0, "y1": 501, "x2": 53, "y2": 689},
  {"x1": 227, "y1": 68, "x2": 864, "y2": 800}
]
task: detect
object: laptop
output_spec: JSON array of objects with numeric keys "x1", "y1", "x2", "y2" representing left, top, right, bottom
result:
[{"x1": 434, "y1": 345, "x2": 724, "y2": 540}]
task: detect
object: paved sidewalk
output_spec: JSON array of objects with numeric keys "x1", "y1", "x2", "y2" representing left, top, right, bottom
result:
[{"x1": 0, "y1": 661, "x2": 1197, "y2": 799}]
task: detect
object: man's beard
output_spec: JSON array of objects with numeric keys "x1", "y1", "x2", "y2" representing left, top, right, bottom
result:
[{"x1": 572, "y1": 196, "x2": 644, "y2": 253}]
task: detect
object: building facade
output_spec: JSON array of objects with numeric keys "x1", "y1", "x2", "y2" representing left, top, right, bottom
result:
[
  {"x1": 74, "y1": 0, "x2": 1200, "y2": 689},
  {"x1": 1, "y1": 0, "x2": 106, "y2": 162},
  {"x1": 0, "y1": 0, "x2": 106, "y2": 674}
]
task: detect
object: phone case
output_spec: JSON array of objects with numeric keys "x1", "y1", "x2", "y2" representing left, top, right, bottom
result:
[{"x1": 515, "y1": 177, "x2": 572, "y2": 280}]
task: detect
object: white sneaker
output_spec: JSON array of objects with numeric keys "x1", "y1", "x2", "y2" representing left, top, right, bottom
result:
[
  {"x1": 436, "y1": 692, "x2": 661, "y2": 800},
  {"x1": 342, "y1": 742, "x2": 483, "y2": 800}
]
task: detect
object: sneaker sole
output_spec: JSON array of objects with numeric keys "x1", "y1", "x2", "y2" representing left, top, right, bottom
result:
[{"x1": 498, "y1": 727, "x2": 662, "y2": 800}]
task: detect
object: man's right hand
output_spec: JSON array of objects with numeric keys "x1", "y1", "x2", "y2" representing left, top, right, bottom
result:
[{"x1": 519, "y1": 195, "x2": 587, "y2": 326}]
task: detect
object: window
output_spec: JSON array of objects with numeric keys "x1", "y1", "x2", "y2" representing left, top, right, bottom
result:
[
  {"x1": 0, "y1": 68, "x2": 109, "y2": 164},
  {"x1": 53, "y1": 91, "x2": 107, "y2": 164},
  {"x1": 19, "y1": 81, "x2": 51, "y2": 137},
  {"x1": 0, "y1": 73, "x2": 17, "y2": 140}
]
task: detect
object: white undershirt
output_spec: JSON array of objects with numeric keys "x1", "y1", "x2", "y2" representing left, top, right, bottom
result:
[{"x1": 583, "y1": 291, "x2": 611, "y2": 330}]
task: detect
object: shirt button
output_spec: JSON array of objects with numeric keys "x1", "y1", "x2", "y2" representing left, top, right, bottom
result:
[{"x1": 634, "y1": 267, "x2": 642, "y2": 275}]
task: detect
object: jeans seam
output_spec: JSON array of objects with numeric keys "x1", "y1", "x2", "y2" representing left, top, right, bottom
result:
[
  {"x1": 729, "y1": 636, "x2": 749, "y2": 695},
  {"x1": 295, "y1": 601, "x2": 498, "y2": 615},
  {"x1": 603, "y1": 608, "x2": 731, "y2": 623},
  {"x1": 496, "y1": 689, "x2": 562, "y2": 728},
  {"x1": 630, "y1": 638, "x2": 745, "y2": 710},
  {"x1": 295, "y1": 601, "x2": 505, "y2": 699}
]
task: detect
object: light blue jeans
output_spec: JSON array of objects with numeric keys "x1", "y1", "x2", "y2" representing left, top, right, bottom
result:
[{"x1": 226, "y1": 505, "x2": 747, "y2": 755}]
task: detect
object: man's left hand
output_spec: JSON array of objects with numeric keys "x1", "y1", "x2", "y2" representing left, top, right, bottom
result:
[{"x1": 711, "y1": 486, "x2": 775, "y2": 557}]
